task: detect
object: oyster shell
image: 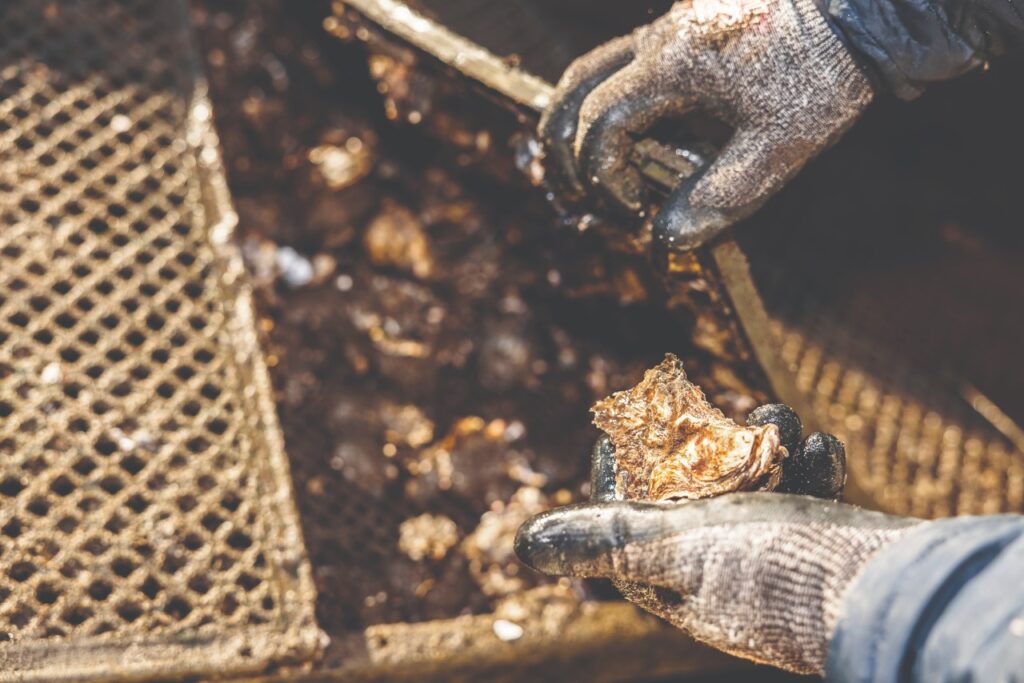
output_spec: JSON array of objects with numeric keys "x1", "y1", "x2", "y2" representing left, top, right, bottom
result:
[{"x1": 591, "y1": 354, "x2": 786, "y2": 501}]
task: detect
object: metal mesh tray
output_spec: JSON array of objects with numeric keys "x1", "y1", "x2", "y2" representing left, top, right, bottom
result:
[{"x1": 0, "y1": 1, "x2": 318, "y2": 679}]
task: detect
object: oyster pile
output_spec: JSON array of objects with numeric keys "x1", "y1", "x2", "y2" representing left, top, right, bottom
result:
[{"x1": 592, "y1": 354, "x2": 787, "y2": 501}]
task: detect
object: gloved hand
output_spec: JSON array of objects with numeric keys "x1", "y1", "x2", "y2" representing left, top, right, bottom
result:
[
  {"x1": 515, "y1": 493, "x2": 921, "y2": 674},
  {"x1": 539, "y1": 0, "x2": 874, "y2": 249}
]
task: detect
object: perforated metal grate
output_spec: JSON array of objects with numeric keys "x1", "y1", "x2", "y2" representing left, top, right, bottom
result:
[
  {"x1": 0, "y1": 1, "x2": 318, "y2": 679},
  {"x1": 771, "y1": 315, "x2": 1024, "y2": 519},
  {"x1": 745, "y1": 178, "x2": 1024, "y2": 520}
]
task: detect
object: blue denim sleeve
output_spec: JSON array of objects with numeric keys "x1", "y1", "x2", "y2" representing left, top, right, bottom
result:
[
  {"x1": 826, "y1": 515, "x2": 1024, "y2": 683},
  {"x1": 818, "y1": 0, "x2": 1024, "y2": 98}
]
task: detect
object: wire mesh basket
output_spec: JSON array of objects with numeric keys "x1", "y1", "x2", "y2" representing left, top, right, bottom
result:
[{"x1": 0, "y1": 1, "x2": 318, "y2": 679}]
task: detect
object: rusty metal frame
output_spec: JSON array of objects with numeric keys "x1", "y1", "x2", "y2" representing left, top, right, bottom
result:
[{"x1": 0, "y1": 0, "x2": 320, "y2": 676}]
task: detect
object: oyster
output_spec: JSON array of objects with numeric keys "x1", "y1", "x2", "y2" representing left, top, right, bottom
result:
[{"x1": 592, "y1": 354, "x2": 786, "y2": 501}]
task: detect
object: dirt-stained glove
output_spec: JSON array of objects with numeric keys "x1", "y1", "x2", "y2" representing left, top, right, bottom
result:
[
  {"x1": 539, "y1": 0, "x2": 874, "y2": 249},
  {"x1": 515, "y1": 494, "x2": 921, "y2": 674}
]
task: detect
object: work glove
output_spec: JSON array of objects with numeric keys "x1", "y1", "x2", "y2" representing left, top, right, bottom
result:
[
  {"x1": 539, "y1": 0, "x2": 874, "y2": 249},
  {"x1": 515, "y1": 493, "x2": 921, "y2": 674}
]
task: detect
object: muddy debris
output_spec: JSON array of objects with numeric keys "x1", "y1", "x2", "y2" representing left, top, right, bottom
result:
[
  {"x1": 398, "y1": 513, "x2": 460, "y2": 562},
  {"x1": 363, "y1": 201, "x2": 436, "y2": 278},
  {"x1": 309, "y1": 136, "x2": 375, "y2": 191},
  {"x1": 461, "y1": 486, "x2": 562, "y2": 597}
]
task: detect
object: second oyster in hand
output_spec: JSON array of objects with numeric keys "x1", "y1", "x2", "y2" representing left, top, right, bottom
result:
[{"x1": 592, "y1": 354, "x2": 786, "y2": 501}]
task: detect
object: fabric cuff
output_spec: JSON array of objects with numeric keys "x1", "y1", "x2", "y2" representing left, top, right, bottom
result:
[
  {"x1": 820, "y1": 0, "x2": 983, "y2": 100},
  {"x1": 826, "y1": 515, "x2": 1024, "y2": 682}
]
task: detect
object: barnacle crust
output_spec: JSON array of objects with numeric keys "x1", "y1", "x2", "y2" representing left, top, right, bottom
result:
[{"x1": 592, "y1": 354, "x2": 785, "y2": 501}]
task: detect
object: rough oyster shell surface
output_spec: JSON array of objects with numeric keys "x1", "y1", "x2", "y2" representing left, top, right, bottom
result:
[{"x1": 592, "y1": 354, "x2": 785, "y2": 501}]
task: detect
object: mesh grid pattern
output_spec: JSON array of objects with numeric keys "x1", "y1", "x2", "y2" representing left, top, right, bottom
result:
[
  {"x1": 748, "y1": 225, "x2": 1024, "y2": 520},
  {"x1": 0, "y1": 1, "x2": 317, "y2": 678},
  {"x1": 772, "y1": 316, "x2": 1024, "y2": 519},
  {"x1": 733, "y1": 53, "x2": 1024, "y2": 522}
]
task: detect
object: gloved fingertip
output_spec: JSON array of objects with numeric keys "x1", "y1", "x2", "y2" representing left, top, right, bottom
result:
[
  {"x1": 513, "y1": 514, "x2": 545, "y2": 572},
  {"x1": 576, "y1": 126, "x2": 646, "y2": 216},
  {"x1": 515, "y1": 503, "x2": 657, "y2": 577},
  {"x1": 652, "y1": 184, "x2": 738, "y2": 251},
  {"x1": 747, "y1": 403, "x2": 803, "y2": 453},
  {"x1": 575, "y1": 86, "x2": 663, "y2": 217},
  {"x1": 777, "y1": 432, "x2": 847, "y2": 499},
  {"x1": 514, "y1": 506, "x2": 597, "y2": 576},
  {"x1": 539, "y1": 106, "x2": 587, "y2": 202},
  {"x1": 538, "y1": 39, "x2": 635, "y2": 205}
]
